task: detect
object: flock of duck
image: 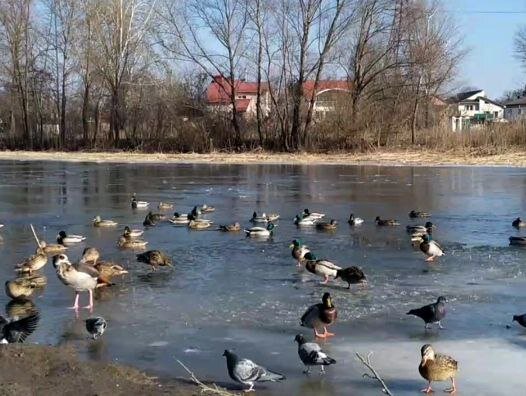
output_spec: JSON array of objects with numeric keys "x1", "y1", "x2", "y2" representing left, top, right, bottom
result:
[{"x1": 2, "y1": 197, "x2": 526, "y2": 395}]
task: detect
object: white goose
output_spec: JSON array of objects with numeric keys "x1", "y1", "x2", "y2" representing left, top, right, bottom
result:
[{"x1": 53, "y1": 254, "x2": 97, "y2": 311}]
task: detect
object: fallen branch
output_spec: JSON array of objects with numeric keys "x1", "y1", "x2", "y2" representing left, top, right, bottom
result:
[
  {"x1": 355, "y1": 352, "x2": 393, "y2": 396},
  {"x1": 176, "y1": 359, "x2": 238, "y2": 396},
  {"x1": 30, "y1": 224, "x2": 42, "y2": 248}
]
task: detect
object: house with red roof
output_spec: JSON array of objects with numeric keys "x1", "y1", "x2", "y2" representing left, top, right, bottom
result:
[
  {"x1": 205, "y1": 75, "x2": 352, "y2": 118},
  {"x1": 206, "y1": 75, "x2": 270, "y2": 118}
]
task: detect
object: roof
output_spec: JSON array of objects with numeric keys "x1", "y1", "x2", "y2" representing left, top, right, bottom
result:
[
  {"x1": 302, "y1": 80, "x2": 352, "y2": 100},
  {"x1": 448, "y1": 89, "x2": 483, "y2": 103},
  {"x1": 503, "y1": 96, "x2": 526, "y2": 107},
  {"x1": 206, "y1": 76, "x2": 267, "y2": 105}
]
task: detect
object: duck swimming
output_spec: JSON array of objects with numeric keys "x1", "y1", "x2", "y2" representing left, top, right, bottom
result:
[
  {"x1": 158, "y1": 202, "x2": 174, "y2": 210},
  {"x1": 92, "y1": 216, "x2": 118, "y2": 227},
  {"x1": 218, "y1": 222, "x2": 241, "y2": 232},
  {"x1": 169, "y1": 212, "x2": 190, "y2": 225},
  {"x1": 131, "y1": 193, "x2": 149, "y2": 209},
  {"x1": 375, "y1": 216, "x2": 400, "y2": 226},
  {"x1": 512, "y1": 217, "x2": 526, "y2": 228},
  {"x1": 188, "y1": 219, "x2": 213, "y2": 230},
  {"x1": 123, "y1": 226, "x2": 144, "y2": 239},
  {"x1": 348, "y1": 213, "x2": 364, "y2": 225},
  {"x1": 57, "y1": 231, "x2": 86, "y2": 245},
  {"x1": 244, "y1": 222, "x2": 275, "y2": 238},
  {"x1": 250, "y1": 211, "x2": 269, "y2": 223},
  {"x1": 302, "y1": 209, "x2": 325, "y2": 219},
  {"x1": 118, "y1": 236, "x2": 148, "y2": 249},
  {"x1": 409, "y1": 210, "x2": 431, "y2": 218},
  {"x1": 143, "y1": 212, "x2": 157, "y2": 227},
  {"x1": 294, "y1": 215, "x2": 317, "y2": 227},
  {"x1": 300, "y1": 292, "x2": 337, "y2": 339},
  {"x1": 315, "y1": 219, "x2": 338, "y2": 231}
]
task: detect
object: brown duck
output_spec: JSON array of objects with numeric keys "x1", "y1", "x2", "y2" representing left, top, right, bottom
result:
[
  {"x1": 419, "y1": 344, "x2": 458, "y2": 394},
  {"x1": 80, "y1": 247, "x2": 128, "y2": 285},
  {"x1": 136, "y1": 250, "x2": 172, "y2": 270}
]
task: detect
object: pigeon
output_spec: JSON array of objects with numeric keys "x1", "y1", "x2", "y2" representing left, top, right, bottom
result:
[
  {"x1": 294, "y1": 334, "x2": 336, "y2": 374},
  {"x1": 222, "y1": 349, "x2": 285, "y2": 392},
  {"x1": 85, "y1": 317, "x2": 107, "y2": 339},
  {"x1": 0, "y1": 313, "x2": 40, "y2": 344},
  {"x1": 407, "y1": 296, "x2": 447, "y2": 329},
  {"x1": 513, "y1": 314, "x2": 526, "y2": 328}
]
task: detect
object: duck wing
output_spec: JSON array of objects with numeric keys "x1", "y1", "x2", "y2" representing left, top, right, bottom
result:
[
  {"x1": 434, "y1": 353, "x2": 458, "y2": 373},
  {"x1": 315, "y1": 260, "x2": 341, "y2": 270},
  {"x1": 2, "y1": 313, "x2": 40, "y2": 343},
  {"x1": 301, "y1": 303, "x2": 322, "y2": 328}
]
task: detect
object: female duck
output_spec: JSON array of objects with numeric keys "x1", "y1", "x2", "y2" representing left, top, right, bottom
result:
[
  {"x1": 158, "y1": 202, "x2": 174, "y2": 210},
  {"x1": 303, "y1": 252, "x2": 341, "y2": 284},
  {"x1": 334, "y1": 267, "x2": 367, "y2": 289},
  {"x1": 39, "y1": 241, "x2": 67, "y2": 255},
  {"x1": 80, "y1": 247, "x2": 128, "y2": 283},
  {"x1": 315, "y1": 219, "x2": 338, "y2": 231},
  {"x1": 92, "y1": 216, "x2": 118, "y2": 227},
  {"x1": 418, "y1": 344, "x2": 458, "y2": 394},
  {"x1": 219, "y1": 222, "x2": 241, "y2": 232},
  {"x1": 188, "y1": 219, "x2": 213, "y2": 230},
  {"x1": 136, "y1": 250, "x2": 172, "y2": 271},
  {"x1": 57, "y1": 231, "x2": 86, "y2": 245},
  {"x1": 375, "y1": 216, "x2": 400, "y2": 226},
  {"x1": 15, "y1": 247, "x2": 47, "y2": 274},
  {"x1": 348, "y1": 213, "x2": 364, "y2": 225},
  {"x1": 300, "y1": 292, "x2": 337, "y2": 339},
  {"x1": 118, "y1": 236, "x2": 148, "y2": 249},
  {"x1": 409, "y1": 210, "x2": 431, "y2": 218},
  {"x1": 5, "y1": 278, "x2": 38, "y2": 300},
  {"x1": 244, "y1": 222, "x2": 275, "y2": 238},
  {"x1": 199, "y1": 204, "x2": 215, "y2": 213}
]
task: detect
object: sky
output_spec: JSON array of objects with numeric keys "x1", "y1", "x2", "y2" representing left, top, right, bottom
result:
[{"x1": 443, "y1": 0, "x2": 526, "y2": 99}]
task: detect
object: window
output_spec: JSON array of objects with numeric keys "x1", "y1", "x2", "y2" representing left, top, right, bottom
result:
[
  {"x1": 475, "y1": 104, "x2": 479, "y2": 111},
  {"x1": 494, "y1": 111, "x2": 498, "y2": 118},
  {"x1": 466, "y1": 105, "x2": 472, "y2": 111}
]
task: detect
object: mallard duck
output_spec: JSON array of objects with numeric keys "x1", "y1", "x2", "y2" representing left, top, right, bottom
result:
[
  {"x1": 150, "y1": 213, "x2": 167, "y2": 221},
  {"x1": 300, "y1": 292, "x2": 337, "y2": 338},
  {"x1": 0, "y1": 312, "x2": 40, "y2": 344},
  {"x1": 80, "y1": 247, "x2": 128, "y2": 283},
  {"x1": 302, "y1": 209, "x2": 325, "y2": 219},
  {"x1": 244, "y1": 222, "x2": 275, "y2": 238},
  {"x1": 222, "y1": 350, "x2": 285, "y2": 392},
  {"x1": 348, "y1": 213, "x2": 364, "y2": 225},
  {"x1": 509, "y1": 236, "x2": 526, "y2": 246},
  {"x1": 169, "y1": 212, "x2": 190, "y2": 225},
  {"x1": 57, "y1": 231, "x2": 86, "y2": 245},
  {"x1": 218, "y1": 222, "x2": 241, "y2": 232},
  {"x1": 513, "y1": 314, "x2": 526, "y2": 328},
  {"x1": 158, "y1": 202, "x2": 174, "y2": 210},
  {"x1": 290, "y1": 239, "x2": 310, "y2": 266},
  {"x1": 123, "y1": 226, "x2": 144, "y2": 239},
  {"x1": 294, "y1": 334, "x2": 336, "y2": 374},
  {"x1": 199, "y1": 204, "x2": 215, "y2": 213},
  {"x1": 303, "y1": 253, "x2": 342, "y2": 284},
  {"x1": 315, "y1": 219, "x2": 338, "y2": 231},
  {"x1": 143, "y1": 212, "x2": 157, "y2": 227},
  {"x1": 136, "y1": 250, "x2": 172, "y2": 270},
  {"x1": 250, "y1": 211, "x2": 269, "y2": 223},
  {"x1": 375, "y1": 216, "x2": 400, "y2": 226},
  {"x1": 15, "y1": 247, "x2": 47, "y2": 274},
  {"x1": 189, "y1": 206, "x2": 201, "y2": 220},
  {"x1": 17, "y1": 273, "x2": 47, "y2": 288},
  {"x1": 420, "y1": 234, "x2": 444, "y2": 261},
  {"x1": 294, "y1": 215, "x2": 317, "y2": 227},
  {"x1": 407, "y1": 296, "x2": 447, "y2": 329},
  {"x1": 5, "y1": 300, "x2": 38, "y2": 318},
  {"x1": 86, "y1": 317, "x2": 107, "y2": 339},
  {"x1": 39, "y1": 241, "x2": 67, "y2": 255},
  {"x1": 407, "y1": 222, "x2": 434, "y2": 234},
  {"x1": 5, "y1": 279, "x2": 36, "y2": 300},
  {"x1": 409, "y1": 210, "x2": 431, "y2": 218},
  {"x1": 418, "y1": 344, "x2": 458, "y2": 394},
  {"x1": 92, "y1": 216, "x2": 118, "y2": 227},
  {"x1": 131, "y1": 193, "x2": 149, "y2": 209},
  {"x1": 334, "y1": 267, "x2": 367, "y2": 289},
  {"x1": 118, "y1": 236, "x2": 148, "y2": 249},
  {"x1": 512, "y1": 217, "x2": 526, "y2": 228},
  {"x1": 189, "y1": 219, "x2": 212, "y2": 230},
  {"x1": 53, "y1": 254, "x2": 98, "y2": 311}
]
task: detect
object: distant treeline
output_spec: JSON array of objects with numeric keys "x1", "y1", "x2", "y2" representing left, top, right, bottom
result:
[{"x1": 0, "y1": 0, "x2": 467, "y2": 152}]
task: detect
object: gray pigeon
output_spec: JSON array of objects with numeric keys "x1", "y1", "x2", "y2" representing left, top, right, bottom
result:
[
  {"x1": 0, "y1": 313, "x2": 39, "y2": 344},
  {"x1": 85, "y1": 317, "x2": 107, "y2": 339},
  {"x1": 222, "y1": 349, "x2": 285, "y2": 392},
  {"x1": 407, "y1": 296, "x2": 447, "y2": 329},
  {"x1": 294, "y1": 334, "x2": 336, "y2": 374}
]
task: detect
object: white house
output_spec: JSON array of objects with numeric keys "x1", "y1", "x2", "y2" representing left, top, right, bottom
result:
[
  {"x1": 503, "y1": 97, "x2": 526, "y2": 121},
  {"x1": 449, "y1": 89, "x2": 504, "y2": 131}
]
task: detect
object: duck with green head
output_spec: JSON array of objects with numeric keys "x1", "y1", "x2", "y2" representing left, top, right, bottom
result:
[
  {"x1": 303, "y1": 252, "x2": 342, "y2": 284},
  {"x1": 289, "y1": 239, "x2": 310, "y2": 266},
  {"x1": 300, "y1": 292, "x2": 337, "y2": 339},
  {"x1": 244, "y1": 222, "x2": 275, "y2": 238},
  {"x1": 420, "y1": 234, "x2": 444, "y2": 261}
]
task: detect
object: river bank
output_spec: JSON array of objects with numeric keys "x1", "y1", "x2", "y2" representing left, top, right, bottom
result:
[
  {"x1": 0, "y1": 345, "x2": 196, "y2": 396},
  {"x1": 0, "y1": 149, "x2": 525, "y2": 166}
]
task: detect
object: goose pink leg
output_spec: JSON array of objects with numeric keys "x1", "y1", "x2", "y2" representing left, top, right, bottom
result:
[
  {"x1": 68, "y1": 293, "x2": 80, "y2": 310},
  {"x1": 83, "y1": 290, "x2": 94, "y2": 311}
]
